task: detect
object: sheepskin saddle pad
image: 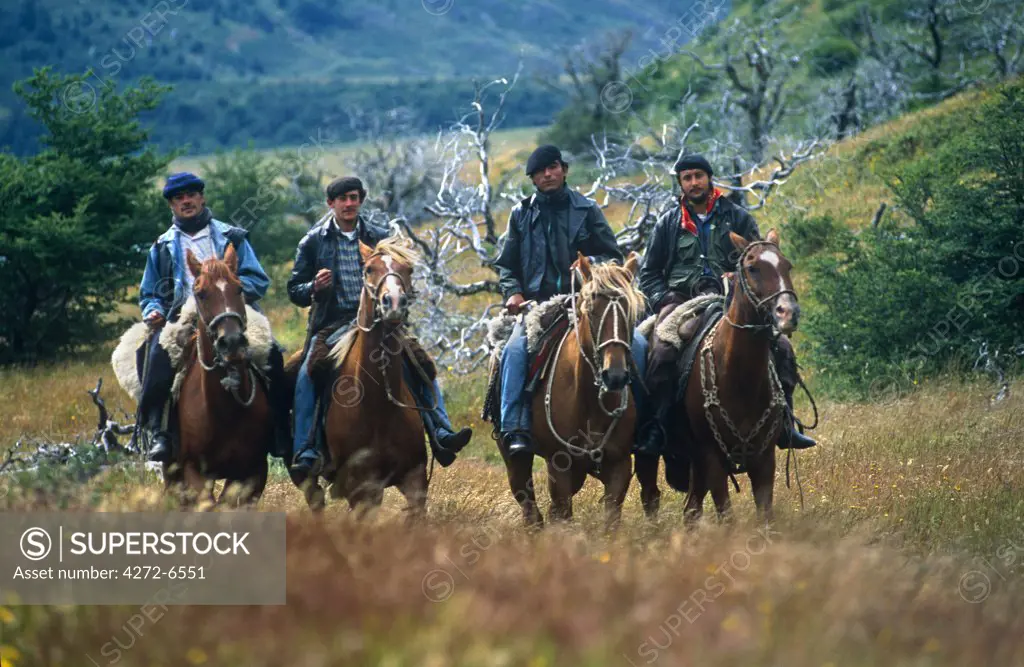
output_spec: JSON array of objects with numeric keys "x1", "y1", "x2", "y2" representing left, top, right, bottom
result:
[{"x1": 110, "y1": 296, "x2": 276, "y2": 404}]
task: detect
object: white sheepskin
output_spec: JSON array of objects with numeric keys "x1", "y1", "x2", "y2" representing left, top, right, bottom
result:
[
  {"x1": 109, "y1": 296, "x2": 277, "y2": 404},
  {"x1": 653, "y1": 294, "x2": 724, "y2": 350}
]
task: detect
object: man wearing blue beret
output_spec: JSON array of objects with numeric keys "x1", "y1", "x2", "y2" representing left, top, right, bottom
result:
[{"x1": 136, "y1": 172, "x2": 292, "y2": 463}]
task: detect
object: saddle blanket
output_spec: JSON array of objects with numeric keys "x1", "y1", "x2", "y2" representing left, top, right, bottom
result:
[{"x1": 110, "y1": 296, "x2": 276, "y2": 404}]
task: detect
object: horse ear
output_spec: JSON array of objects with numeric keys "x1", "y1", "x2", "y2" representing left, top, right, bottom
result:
[
  {"x1": 185, "y1": 248, "x2": 203, "y2": 279},
  {"x1": 358, "y1": 240, "x2": 374, "y2": 264},
  {"x1": 729, "y1": 231, "x2": 750, "y2": 252},
  {"x1": 223, "y1": 243, "x2": 238, "y2": 275},
  {"x1": 575, "y1": 251, "x2": 593, "y2": 282},
  {"x1": 623, "y1": 251, "x2": 639, "y2": 280},
  {"x1": 766, "y1": 228, "x2": 780, "y2": 247}
]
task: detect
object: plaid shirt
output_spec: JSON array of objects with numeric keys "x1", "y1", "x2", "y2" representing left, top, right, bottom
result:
[{"x1": 334, "y1": 227, "x2": 364, "y2": 318}]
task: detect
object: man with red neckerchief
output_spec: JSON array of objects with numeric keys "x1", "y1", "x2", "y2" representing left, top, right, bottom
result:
[{"x1": 635, "y1": 154, "x2": 817, "y2": 455}]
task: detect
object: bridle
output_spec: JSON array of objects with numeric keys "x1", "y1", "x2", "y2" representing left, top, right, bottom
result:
[
  {"x1": 355, "y1": 259, "x2": 416, "y2": 333},
  {"x1": 724, "y1": 239, "x2": 798, "y2": 335},
  {"x1": 193, "y1": 287, "x2": 256, "y2": 407}
]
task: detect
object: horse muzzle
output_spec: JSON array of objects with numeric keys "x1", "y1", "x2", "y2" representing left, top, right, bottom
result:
[
  {"x1": 773, "y1": 295, "x2": 800, "y2": 335},
  {"x1": 600, "y1": 366, "x2": 630, "y2": 392},
  {"x1": 215, "y1": 331, "x2": 249, "y2": 362},
  {"x1": 379, "y1": 293, "x2": 409, "y2": 325}
]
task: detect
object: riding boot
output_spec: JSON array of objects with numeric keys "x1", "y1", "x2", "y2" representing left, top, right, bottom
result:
[
  {"x1": 404, "y1": 365, "x2": 472, "y2": 467},
  {"x1": 265, "y1": 343, "x2": 294, "y2": 460},
  {"x1": 772, "y1": 336, "x2": 817, "y2": 450},
  {"x1": 138, "y1": 332, "x2": 174, "y2": 463}
]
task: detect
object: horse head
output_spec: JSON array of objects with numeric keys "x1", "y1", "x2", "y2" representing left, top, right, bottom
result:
[
  {"x1": 728, "y1": 228, "x2": 800, "y2": 335},
  {"x1": 573, "y1": 251, "x2": 644, "y2": 392},
  {"x1": 358, "y1": 238, "x2": 418, "y2": 329},
  {"x1": 185, "y1": 244, "x2": 249, "y2": 364}
]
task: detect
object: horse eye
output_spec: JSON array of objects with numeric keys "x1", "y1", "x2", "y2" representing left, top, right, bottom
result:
[{"x1": 195, "y1": 290, "x2": 207, "y2": 299}]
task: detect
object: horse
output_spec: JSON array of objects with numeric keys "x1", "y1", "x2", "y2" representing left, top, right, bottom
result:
[
  {"x1": 670, "y1": 228, "x2": 800, "y2": 526},
  {"x1": 498, "y1": 251, "x2": 645, "y2": 531},
  {"x1": 293, "y1": 238, "x2": 428, "y2": 519},
  {"x1": 164, "y1": 245, "x2": 272, "y2": 507}
]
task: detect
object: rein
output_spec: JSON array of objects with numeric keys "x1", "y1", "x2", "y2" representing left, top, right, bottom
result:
[
  {"x1": 540, "y1": 268, "x2": 638, "y2": 464},
  {"x1": 353, "y1": 257, "x2": 437, "y2": 413},
  {"x1": 699, "y1": 240, "x2": 794, "y2": 484}
]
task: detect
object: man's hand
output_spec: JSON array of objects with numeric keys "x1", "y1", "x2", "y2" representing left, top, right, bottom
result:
[
  {"x1": 144, "y1": 312, "x2": 165, "y2": 329},
  {"x1": 505, "y1": 293, "x2": 526, "y2": 315},
  {"x1": 313, "y1": 269, "x2": 333, "y2": 294}
]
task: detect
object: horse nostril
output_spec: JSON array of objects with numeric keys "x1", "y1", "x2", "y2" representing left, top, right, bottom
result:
[{"x1": 399, "y1": 294, "x2": 408, "y2": 308}]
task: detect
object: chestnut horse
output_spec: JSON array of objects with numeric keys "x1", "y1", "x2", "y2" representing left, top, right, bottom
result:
[
  {"x1": 676, "y1": 229, "x2": 799, "y2": 525},
  {"x1": 295, "y1": 238, "x2": 428, "y2": 518},
  {"x1": 165, "y1": 245, "x2": 272, "y2": 507},
  {"x1": 499, "y1": 252, "x2": 645, "y2": 531}
]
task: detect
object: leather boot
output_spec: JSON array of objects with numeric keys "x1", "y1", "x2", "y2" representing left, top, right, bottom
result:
[
  {"x1": 143, "y1": 404, "x2": 172, "y2": 463},
  {"x1": 504, "y1": 431, "x2": 533, "y2": 457}
]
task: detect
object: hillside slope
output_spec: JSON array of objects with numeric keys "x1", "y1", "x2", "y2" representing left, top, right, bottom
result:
[{"x1": 0, "y1": 0, "x2": 712, "y2": 155}]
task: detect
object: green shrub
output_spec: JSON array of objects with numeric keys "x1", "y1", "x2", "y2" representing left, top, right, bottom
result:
[{"x1": 797, "y1": 78, "x2": 1024, "y2": 395}]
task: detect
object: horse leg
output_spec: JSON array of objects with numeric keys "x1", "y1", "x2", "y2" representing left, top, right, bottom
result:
[
  {"x1": 683, "y1": 450, "x2": 709, "y2": 529},
  {"x1": 748, "y1": 451, "x2": 776, "y2": 525},
  {"x1": 504, "y1": 453, "x2": 542, "y2": 529},
  {"x1": 633, "y1": 453, "x2": 662, "y2": 521},
  {"x1": 707, "y1": 458, "x2": 733, "y2": 525},
  {"x1": 600, "y1": 456, "x2": 633, "y2": 534},
  {"x1": 545, "y1": 458, "x2": 573, "y2": 524},
  {"x1": 398, "y1": 463, "x2": 428, "y2": 525}
]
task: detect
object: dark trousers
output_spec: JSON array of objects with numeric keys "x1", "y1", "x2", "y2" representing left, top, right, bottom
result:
[{"x1": 137, "y1": 324, "x2": 174, "y2": 430}]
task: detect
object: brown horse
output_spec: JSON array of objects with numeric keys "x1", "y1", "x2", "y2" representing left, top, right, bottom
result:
[
  {"x1": 295, "y1": 238, "x2": 428, "y2": 519},
  {"x1": 164, "y1": 245, "x2": 272, "y2": 507},
  {"x1": 676, "y1": 229, "x2": 799, "y2": 525},
  {"x1": 499, "y1": 252, "x2": 645, "y2": 531}
]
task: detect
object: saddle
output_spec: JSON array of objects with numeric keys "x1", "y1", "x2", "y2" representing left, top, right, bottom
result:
[
  {"x1": 480, "y1": 294, "x2": 576, "y2": 431},
  {"x1": 110, "y1": 296, "x2": 278, "y2": 405}
]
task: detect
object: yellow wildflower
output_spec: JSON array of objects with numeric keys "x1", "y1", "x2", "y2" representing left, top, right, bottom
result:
[
  {"x1": 0, "y1": 607, "x2": 13, "y2": 624},
  {"x1": 598, "y1": 552, "x2": 611, "y2": 564},
  {"x1": 924, "y1": 638, "x2": 942, "y2": 653},
  {"x1": 185, "y1": 648, "x2": 207, "y2": 665},
  {"x1": 1, "y1": 645, "x2": 21, "y2": 667}
]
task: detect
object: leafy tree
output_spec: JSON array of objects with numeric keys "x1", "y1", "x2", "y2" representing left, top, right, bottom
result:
[{"x1": 0, "y1": 68, "x2": 180, "y2": 364}]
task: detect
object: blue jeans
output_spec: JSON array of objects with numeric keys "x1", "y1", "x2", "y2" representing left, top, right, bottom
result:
[
  {"x1": 292, "y1": 344, "x2": 456, "y2": 462},
  {"x1": 498, "y1": 321, "x2": 649, "y2": 435}
]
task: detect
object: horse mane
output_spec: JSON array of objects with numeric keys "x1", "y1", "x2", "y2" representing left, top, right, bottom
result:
[
  {"x1": 370, "y1": 235, "x2": 420, "y2": 269},
  {"x1": 579, "y1": 262, "x2": 647, "y2": 325}
]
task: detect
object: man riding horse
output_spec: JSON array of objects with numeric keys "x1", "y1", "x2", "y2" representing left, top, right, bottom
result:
[
  {"x1": 286, "y1": 176, "x2": 473, "y2": 481},
  {"x1": 494, "y1": 144, "x2": 650, "y2": 457},
  {"x1": 634, "y1": 154, "x2": 817, "y2": 455},
  {"x1": 136, "y1": 171, "x2": 292, "y2": 463}
]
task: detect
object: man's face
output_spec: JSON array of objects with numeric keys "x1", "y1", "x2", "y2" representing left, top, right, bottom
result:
[
  {"x1": 678, "y1": 168, "x2": 711, "y2": 204},
  {"x1": 328, "y1": 191, "x2": 362, "y2": 225},
  {"x1": 168, "y1": 190, "x2": 205, "y2": 218},
  {"x1": 531, "y1": 161, "x2": 567, "y2": 193}
]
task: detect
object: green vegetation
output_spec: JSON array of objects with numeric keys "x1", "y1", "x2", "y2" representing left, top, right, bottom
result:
[
  {"x1": 0, "y1": 68, "x2": 177, "y2": 364},
  {"x1": 788, "y1": 77, "x2": 1024, "y2": 396}
]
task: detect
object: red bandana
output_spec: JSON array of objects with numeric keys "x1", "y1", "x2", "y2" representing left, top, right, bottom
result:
[{"x1": 679, "y1": 188, "x2": 723, "y2": 236}]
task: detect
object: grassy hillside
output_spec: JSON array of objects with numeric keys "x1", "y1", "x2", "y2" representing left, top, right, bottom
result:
[{"x1": 0, "y1": 0, "x2": 706, "y2": 155}]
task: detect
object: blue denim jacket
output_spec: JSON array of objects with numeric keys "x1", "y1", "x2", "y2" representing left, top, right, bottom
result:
[{"x1": 138, "y1": 218, "x2": 271, "y2": 321}]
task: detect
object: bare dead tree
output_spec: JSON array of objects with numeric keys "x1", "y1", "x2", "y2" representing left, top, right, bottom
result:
[{"x1": 680, "y1": 1, "x2": 803, "y2": 168}]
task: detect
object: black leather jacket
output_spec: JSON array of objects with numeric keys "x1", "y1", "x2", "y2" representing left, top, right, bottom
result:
[
  {"x1": 495, "y1": 188, "x2": 623, "y2": 301},
  {"x1": 287, "y1": 213, "x2": 390, "y2": 338}
]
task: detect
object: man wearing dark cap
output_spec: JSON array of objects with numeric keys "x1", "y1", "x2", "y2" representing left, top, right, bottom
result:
[
  {"x1": 137, "y1": 171, "x2": 293, "y2": 463},
  {"x1": 494, "y1": 144, "x2": 649, "y2": 457},
  {"x1": 635, "y1": 154, "x2": 816, "y2": 454},
  {"x1": 286, "y1": 176, "x2": 473, "y2": 480}
]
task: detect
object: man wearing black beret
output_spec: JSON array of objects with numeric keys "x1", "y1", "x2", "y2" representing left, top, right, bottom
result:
[
  {"x1": 494, "y1": 144, "x2": 649, "y2": 457},
  {"x1": 635, "y1": 154, "x2": 817, "y2": 455}
]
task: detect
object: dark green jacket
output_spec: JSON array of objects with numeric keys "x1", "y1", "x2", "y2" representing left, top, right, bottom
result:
[
  {"x1": 495, "y1": 188, "x2": 623, "y2": 301},
  {"x1": 638, "y1": 196, "x2": 760, "y2": 311}
]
